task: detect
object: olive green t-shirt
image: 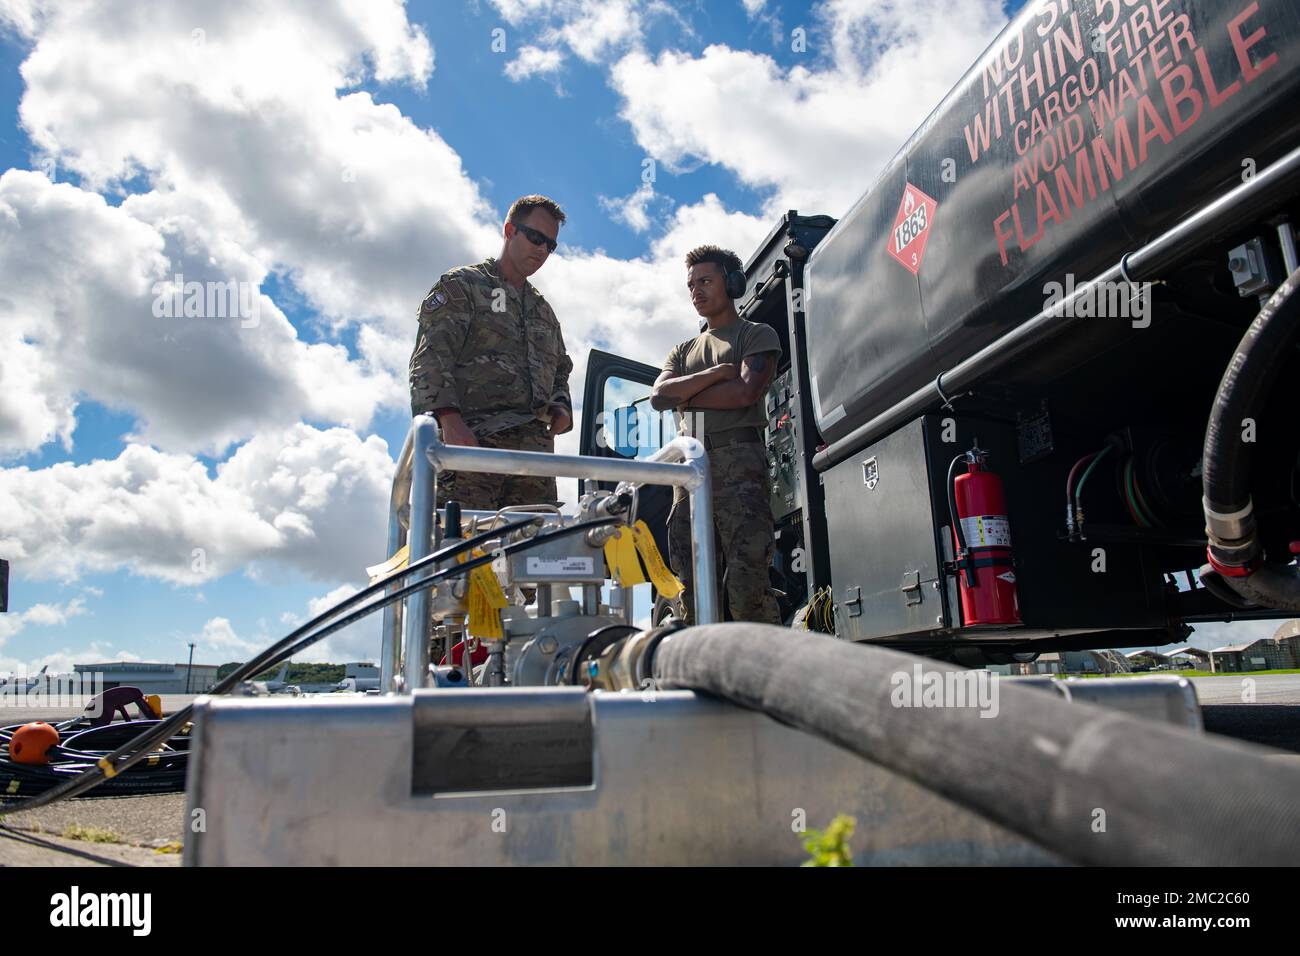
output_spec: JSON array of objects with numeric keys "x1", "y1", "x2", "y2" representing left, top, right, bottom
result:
[{"x1": 662, "y1": 318, "x2": 781, "y2": 440}]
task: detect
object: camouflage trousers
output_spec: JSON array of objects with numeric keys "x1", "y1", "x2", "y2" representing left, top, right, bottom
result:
[
  {"x1": 667, "y1": 441, "x2": 781, "y2": 625},
  {"x1": 435, "y1": 419, "x2": 558, "y2": 512}
]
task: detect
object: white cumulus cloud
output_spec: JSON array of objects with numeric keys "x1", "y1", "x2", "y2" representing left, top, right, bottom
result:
[
  {"x1": 0, "y1": 0, "x2": 504, "y2": 459},
  {"x1": 506, "y1": 44, "x2": 567, "y2": 81},
  {"x1": 611, "y1": 0, "x2": 1008, "y2": 216},
  {"x1": 0, "y1": 424, "x2": 394, "y2": 585},
  {"x1": 0, "y1": 596, "x2": 87, "y2": 643}
]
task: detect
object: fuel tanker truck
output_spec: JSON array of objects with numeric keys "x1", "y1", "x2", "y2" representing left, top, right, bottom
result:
[{"x1": 582, "y1": 0, "x2": 1300, "y2": 664}]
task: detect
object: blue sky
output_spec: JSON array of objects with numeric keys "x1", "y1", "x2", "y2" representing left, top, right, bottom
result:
[{"x1": 2, "y1": 0, "x2": 1270, "y2": 672}]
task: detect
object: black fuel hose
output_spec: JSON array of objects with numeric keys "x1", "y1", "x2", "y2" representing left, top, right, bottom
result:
[
  {"x1": 1202, "y1": 267, "x2": 1300, "y2": 608},
  {"x1": 651, "y1": 623, "x2": 1300, "y2": 866},
  {"x1": 0, "y1": 515, "x2": 618, "y2": 815},
  {"x1": 1196, "y1": 567, "x2": 1256, "y2": 609}
]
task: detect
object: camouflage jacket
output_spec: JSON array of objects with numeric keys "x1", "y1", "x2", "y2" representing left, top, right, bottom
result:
[{"x1": 408, "y1": 257, "x2": 574, "y2": 436}]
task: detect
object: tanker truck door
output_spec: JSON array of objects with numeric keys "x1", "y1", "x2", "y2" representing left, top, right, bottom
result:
[{"x1": 579, "y1": 348, "x2": 676, "y2": 583}]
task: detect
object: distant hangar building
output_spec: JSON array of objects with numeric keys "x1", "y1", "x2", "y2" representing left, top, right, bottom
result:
[
  {"x1": 73, "y1": 661, "x2": 219, "y2": 694},
  {"x1": 1208, "y1": 621, "x2": 1300, "y2": 673}
]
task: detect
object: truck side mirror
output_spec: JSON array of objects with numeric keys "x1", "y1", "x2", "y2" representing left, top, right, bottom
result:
[{"x1": 608, "y1": 404, "x2": 640, "y2": 458}]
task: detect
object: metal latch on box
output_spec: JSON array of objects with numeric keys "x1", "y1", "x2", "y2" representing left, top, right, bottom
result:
[
  {"x1": 900, "y1": 570, "x2": 923, "y2": 607},
  {"x1": 844, "y1": 586, "x2": 862, "y2": 617}
]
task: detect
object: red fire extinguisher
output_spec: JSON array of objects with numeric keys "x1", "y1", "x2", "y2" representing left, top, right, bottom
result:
[{"x1": 948, "y1": 443, "x2": 1021, "y2": 627}]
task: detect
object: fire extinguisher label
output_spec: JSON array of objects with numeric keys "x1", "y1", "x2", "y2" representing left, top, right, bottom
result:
[{"x1": 961, "y1": 515, "x2": 1011, "y2": 548}]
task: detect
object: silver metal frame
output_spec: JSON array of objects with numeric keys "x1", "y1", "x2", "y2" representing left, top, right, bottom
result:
[{"x1": 379, "y1": 415, "x2": 716, "y2": 693}]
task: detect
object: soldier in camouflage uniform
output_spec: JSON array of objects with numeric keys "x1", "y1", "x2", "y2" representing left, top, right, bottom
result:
[
  {"x1": 409, "y1": 195, "x2": 574, "y2": 511},
  {"x1": 650, "y1": 245, "x2": 782, "y2": 625}
]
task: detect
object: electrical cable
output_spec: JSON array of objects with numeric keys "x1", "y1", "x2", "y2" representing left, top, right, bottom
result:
[
  {"x1": 800, "y1": 587, "x2": 835, "y2": 634},
  {"x1": 1073, "y1": 445, "x2": 1113, "y2": 534},
  {"x1": 0, "y1": 514, "x2": 619, "y2": 815},
  {"x1": 1066, "y1": 452, "x2": 1098, "y2": 502},
  {"x1": 1124, "y1": 458, "x2": 1155, "y2": 528},
  {"x1": 1074, "y1": 446, "x2": 1110, "y2": 505}
]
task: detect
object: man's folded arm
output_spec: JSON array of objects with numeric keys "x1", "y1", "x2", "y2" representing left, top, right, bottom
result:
[
  {"x1": 650, "y1": 365, "x2": 736, "y2": 410},
  {"x1": 685, "y1": 351, "x2": 778, "y2": 410}
]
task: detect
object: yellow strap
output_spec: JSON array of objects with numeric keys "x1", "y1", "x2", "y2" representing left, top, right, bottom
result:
[
  {"x1": 461, "y1": 550, "x2": 507, "y2": 638},
  {"x1": 366, "y1": 544, "x2": 410, "y2": 583},
  {"x1": 603, "y1": 527, "x2": 647, "y2": 586},
  {"x1": 97, "y1": 758, "x2": 118, "y2": 779},
  {"x1": 632, "y1": 520, "x2": 684, "y2": 599}
]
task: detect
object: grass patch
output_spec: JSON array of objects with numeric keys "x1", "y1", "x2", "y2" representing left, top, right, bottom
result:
[
  {"x1": 61, "y1": 824, "x2": 123, "y2": 844},
  {"x1": 153, "y1": 841, "x2": 182, "y2": 855},
  {"x1": 801, "y1": 814, "x2": 855, "y2": 867}
]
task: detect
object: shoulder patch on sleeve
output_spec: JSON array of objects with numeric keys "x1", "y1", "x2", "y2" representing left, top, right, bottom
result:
[
  {"x1": 441, "y1": 276, "x2": 470, "y2": 303},
  {"x1": 421, "y1": 287, "x2": 449, "y2": 314},
  {"x1": 421, "y1": 278, "x2": 469, "y2": 314}
]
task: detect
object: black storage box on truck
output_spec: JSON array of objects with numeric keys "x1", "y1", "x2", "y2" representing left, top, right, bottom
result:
[{"x1": 581, "y1": 0, "x2": 1300, "y2": 662}]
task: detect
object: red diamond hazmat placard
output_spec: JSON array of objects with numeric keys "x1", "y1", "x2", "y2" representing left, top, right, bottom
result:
[{"x1": 887, "y1": 183, "x2": 938, "y2": 275}]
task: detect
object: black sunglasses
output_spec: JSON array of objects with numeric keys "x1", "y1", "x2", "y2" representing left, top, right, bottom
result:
[{"x1": 511, "y1": 221, "x2": 558, "y2": 253}]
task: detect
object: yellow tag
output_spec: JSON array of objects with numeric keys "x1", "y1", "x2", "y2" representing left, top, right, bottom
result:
[
  {"x1": 468, "y1": 584, "x2": 502, "y2": 638},
  {"x1": 461, "y1": 551, "x2": 507, "y2": 638},
  {"x1": 366, "y1": 544, "x2": 409, "y2": 583},
  {"x1": 632, "y1": 520, "x2": 684, "y2": 599},
  {"x1": 603, "y1": 527, "x2": 647, "y2": 586}
]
